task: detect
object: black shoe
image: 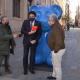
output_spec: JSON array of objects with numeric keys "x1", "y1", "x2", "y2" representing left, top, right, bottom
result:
[
  {"x1": 29, "y1": 70, "x2": 35, "y2": 74},
  {"x1": 24, "y1": 71, "x2": 28, "y2": 75},
  {"x1": 47, "y1": 76, "x2": 56, "y2": 79}
]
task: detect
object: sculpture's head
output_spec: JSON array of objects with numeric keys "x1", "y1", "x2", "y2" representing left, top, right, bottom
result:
[{"x1": 29, "y1": 5, "x2": 63, "y2": 32}]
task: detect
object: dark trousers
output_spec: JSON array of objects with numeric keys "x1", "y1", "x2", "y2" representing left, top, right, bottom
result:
[
  {"x1": 23, "y1": 43, "x2": 37, "y2": 72},
  {"x1": 4, "y1": 55, "x2": 10, "y2": 69}
]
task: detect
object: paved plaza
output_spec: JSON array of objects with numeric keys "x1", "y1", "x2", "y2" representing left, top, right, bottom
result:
[{"x1": 0, "y1": 28, "x2": 80, "y2": 80}]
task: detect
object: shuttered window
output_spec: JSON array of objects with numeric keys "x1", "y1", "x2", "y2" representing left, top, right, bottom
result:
[{"x1": 13, "y1": 0, "x2": 20, "y2": 18}]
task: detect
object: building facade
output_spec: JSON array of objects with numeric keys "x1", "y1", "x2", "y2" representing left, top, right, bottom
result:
[
  {"x1": 0, "y1": 0, "x2": 66, "y2": 32},
  {"x1": 0, "y1": 0, "x2": 28, "y2": 32},
  {"x1": 32, "y1": 0, "x2": 67, "y2": 26},
  {"x1": 33, "y1": 0, "x2": 66, "y2": 15},
  {"x1": 75, "y1": 5, "x2": 80, "y2": 27}
]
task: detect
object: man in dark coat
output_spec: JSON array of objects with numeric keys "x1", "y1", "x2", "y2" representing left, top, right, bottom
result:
[{"x1": 21, "y1": 11, "x2": 42, "y2": 75}]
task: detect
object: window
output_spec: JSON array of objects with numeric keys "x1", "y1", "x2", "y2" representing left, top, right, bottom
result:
[{"x1": 13, "y1": 0, "x2": 20, "y2": 18}]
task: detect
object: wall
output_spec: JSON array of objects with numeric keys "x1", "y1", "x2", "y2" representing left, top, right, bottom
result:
[{"x1": 0, "y1": 0, "x2": 28, "y2": 32}]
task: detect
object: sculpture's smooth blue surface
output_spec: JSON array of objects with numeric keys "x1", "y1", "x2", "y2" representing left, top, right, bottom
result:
[{"x1": 29, "y1": 5, "x2": 62, "y2": 65}]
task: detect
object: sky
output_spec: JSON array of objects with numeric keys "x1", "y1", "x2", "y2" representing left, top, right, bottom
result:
[{"x1": 69, "y1": 0, "x2": 79, "y2": 20}]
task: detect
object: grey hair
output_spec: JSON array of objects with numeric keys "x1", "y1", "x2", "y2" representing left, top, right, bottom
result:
[{"x1": 48, "y1": 14, "x2": 58, "y2": 21}]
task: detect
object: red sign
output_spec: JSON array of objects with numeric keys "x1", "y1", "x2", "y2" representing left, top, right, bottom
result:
[{"x1": 32, "y1": 26, "x2": 38, "y2": 31}]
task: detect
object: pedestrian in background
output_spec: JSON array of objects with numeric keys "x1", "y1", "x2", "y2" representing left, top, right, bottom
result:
[
  {"x1": 47, "y1": 14, "x2": 66, "y2": 80},
  {"x1": 67, "y1": 23, "x2": 70, "y2": 31},
  {"x1": 21, "y1": 11, "x2": 42, "y2": 75}
]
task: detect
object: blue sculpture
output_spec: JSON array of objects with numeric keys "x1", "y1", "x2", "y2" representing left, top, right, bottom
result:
[{"x1": 29, "y1": 5, "x2": 63, "y2": 65}]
